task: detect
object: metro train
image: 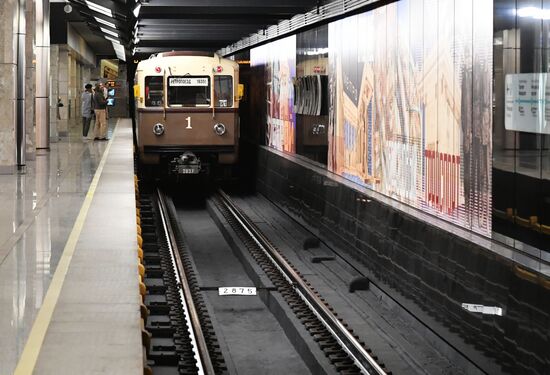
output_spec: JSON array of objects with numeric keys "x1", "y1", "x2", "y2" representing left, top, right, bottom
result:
[{"x1": 134, "y1": 51, "x2": 240, "y2": 176}]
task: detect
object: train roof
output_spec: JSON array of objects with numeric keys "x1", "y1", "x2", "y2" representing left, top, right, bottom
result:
[
  {"x1": 156, "y1": 51, "x2": 214, "y2": 58},
  {"x1": 136, "y1": 51, "x2": 239, "y2": 73}
]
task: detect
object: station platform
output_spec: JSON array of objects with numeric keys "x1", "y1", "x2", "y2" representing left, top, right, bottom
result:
[{"x1": 0, "y1": 119, "x2": 142, "y2": 374}]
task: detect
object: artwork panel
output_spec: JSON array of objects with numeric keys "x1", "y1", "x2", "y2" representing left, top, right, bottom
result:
[
  {"x1": 409, "y1": 0, "x2": 425, "y2": 200},
  {"x1": 328, "y1": 19, "x2": 343, "y2": 173},
  {"x1": 455, "y1": 0, "x2": 473, "y2": 229},
  {"x1": 324, "y1": 0, "x2": 492, "y2": 237},
  {"x1": 263, "y1": 35, "x2": 296, "y2": 153},
  {"x1": 472, "y1": 0, "x2": 493, "y2": 235},
  {"x1": 373, "y1": 5, "x2": 387, "y2": 192}
]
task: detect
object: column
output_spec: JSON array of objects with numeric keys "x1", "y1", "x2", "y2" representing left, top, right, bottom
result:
[
  {"x1": 0, "y1": 0, "x2": 19, "y2": 173},
  {"x1": 68, "y1": 53, "x2": 77, "y2": 125},
  {"x1": 15, "y1": 0, "x2": 26, "y2": 169},
  {"x1": 57, "y1": 47, "x2": 69, "y2": 136},
  {"x1": 25, "y1": 0, "x2": 35, "y2": 160},
  {"x1": 49, "y1": 44, "x2": 58, "y2": 141},
  {"x1": 82, "y1": 66, "x2": 91, "y2": 85},
  {"x1": 35, "y1": 0, "x2": 49, "y2": 149},
  {"x1": 75, "y1": 60, "x2": 82, "y2": 120}
]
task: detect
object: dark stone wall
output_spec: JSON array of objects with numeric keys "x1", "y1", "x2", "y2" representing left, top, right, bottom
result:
[{"x1": 257, "y1": 146, "x2": 550, "y2": 375}]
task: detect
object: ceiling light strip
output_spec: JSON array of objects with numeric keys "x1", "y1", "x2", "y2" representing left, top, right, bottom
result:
[
  {"x1": 85, "y1": 0, "x2": 113, "y2": 17},
  {"x1": 100, "y1": 27, "x2": 118, "y2": 37},
  {"x1": 95, "y1": 16, "x2": 117, "y2": 29}
]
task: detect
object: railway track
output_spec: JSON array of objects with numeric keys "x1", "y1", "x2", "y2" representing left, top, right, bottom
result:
[
  {"x1": 212, "y1": 190, "x2": 389, "y2": 375},
  {"x1": 139, "y1": 186, "x2": 389, "y2": 374},
  {"x1": 140, "y1": 189, "x2": 226, "y2": 374}
]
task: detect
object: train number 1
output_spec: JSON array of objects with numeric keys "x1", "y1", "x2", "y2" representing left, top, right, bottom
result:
[{"x1": 185, "y1": 116, "x2": 192, "y2": 129}]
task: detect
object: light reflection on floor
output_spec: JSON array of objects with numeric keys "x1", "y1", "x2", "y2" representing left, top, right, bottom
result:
[{"x1": 0, "y1": 120, "x2": 114, "y2": 375}]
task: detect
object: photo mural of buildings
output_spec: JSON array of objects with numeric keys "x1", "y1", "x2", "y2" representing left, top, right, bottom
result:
[
  {"x1": 251, "y1": 36, "x2": 297, "y2": 153},
  {"x1": 252, "y1": 0, "x2": 493, "y2": 236}
]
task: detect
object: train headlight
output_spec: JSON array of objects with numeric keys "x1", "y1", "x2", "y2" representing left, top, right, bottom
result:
[
  {"x1": 153, "y1": 123, "x2": 165, "y2": 136},
  {"x1": 213, "y1": 122, "x2": 226, "y2": 136}
]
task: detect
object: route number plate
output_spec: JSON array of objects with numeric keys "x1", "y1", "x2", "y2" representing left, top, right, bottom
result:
[
  {"x1": 169, "y1": 77, "x2": 208, "y2": 86},
  {"x1": 218, "y1": 287, "x2": 257, "y2": 296}
]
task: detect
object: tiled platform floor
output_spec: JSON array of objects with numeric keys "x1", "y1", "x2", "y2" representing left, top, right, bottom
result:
[{"x1": 0, "y1": 119, "x2": 142, "y2": 374}]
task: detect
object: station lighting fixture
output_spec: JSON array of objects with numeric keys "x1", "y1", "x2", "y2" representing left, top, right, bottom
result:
[
  {"x1": 515, "y1": 7, "x2": 550, "y2": 19},
  {"x1": 133, "y1": 3, "x2": 142, "y2": 17},
  {"x1": 100, "y1": 27, "x2": 118, "y2": 37},
  {"x1": 85, "y1": 0, "x2": 112, "y2": 17},
  {"x1": 104, "y1": 35, "x2": 120, "y2": 44},
  {"x1": 94, "y1": 16, "x2": 117, "y2": 29}
]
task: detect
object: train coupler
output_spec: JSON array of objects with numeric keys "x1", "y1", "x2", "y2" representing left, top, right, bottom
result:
[{"x1": 170, "y1": 152, "x2": 201, "y2": 175}]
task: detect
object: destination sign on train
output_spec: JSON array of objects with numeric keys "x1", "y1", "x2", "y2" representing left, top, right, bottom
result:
[{"x1": 169, "y1": 77, "x2": 208, "y2": 86}]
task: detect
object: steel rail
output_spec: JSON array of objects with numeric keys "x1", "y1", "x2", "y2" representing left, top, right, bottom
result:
[
  {"x1": 157, "y1": 189, "x2": 216, "y2": 375},
  {"x1": 217, "y1": 189, "x2": 386, "y2": 375}
]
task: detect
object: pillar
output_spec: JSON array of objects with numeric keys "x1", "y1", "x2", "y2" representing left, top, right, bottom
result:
[
  {"x1": 35, "y1": 0, "x2": 49, "y2": 149},
  {"x1": 15, "y1": 0, "x2": 26, "y2": 169},
  {"x1": 49, "y1": 44, "x2": 58, "y2": 141},
  {"x1": 57, "y1": 47, "x2": 69, "y2": 136},
  {"x1": 25, "y1": 0, "x2": 35, "y2": 160},
  {"x1": 0, "y1": 0, "x2": 19, "y2": 173}
]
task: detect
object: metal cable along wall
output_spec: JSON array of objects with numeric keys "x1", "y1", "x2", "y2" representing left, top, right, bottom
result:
[{"x1": 218, "y1": 0, "x2": 386, "y2": 57}]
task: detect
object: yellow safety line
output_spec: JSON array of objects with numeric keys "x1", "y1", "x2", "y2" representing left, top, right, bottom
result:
[{"x1": 14, "y1": 119, "x2": 120, "y2": 375}]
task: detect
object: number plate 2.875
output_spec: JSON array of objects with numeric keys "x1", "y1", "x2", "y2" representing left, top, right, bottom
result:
[{"x1": 218, "y1": 287, "x2": 257, "y2": 296}]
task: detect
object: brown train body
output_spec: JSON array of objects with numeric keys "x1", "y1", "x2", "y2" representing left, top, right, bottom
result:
[{"x1": 134, "y1": 52, "x2": 240, "y2": 175}]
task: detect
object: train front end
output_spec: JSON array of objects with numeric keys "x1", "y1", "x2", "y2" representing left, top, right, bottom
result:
[{"x1": 134, "y1": 52, "x2": 240, "y2": 176}]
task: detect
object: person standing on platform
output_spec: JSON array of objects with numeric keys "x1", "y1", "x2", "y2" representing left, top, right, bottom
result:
[
  {"x1": 92, "y1": 83, "x2": 108, "y2": 140},
  {"x1": 81, "y1": 84, "x2": 94, "y2": 139},
  {"x1": 100, "y1": 82, "x2": 109, "y2": 120}
]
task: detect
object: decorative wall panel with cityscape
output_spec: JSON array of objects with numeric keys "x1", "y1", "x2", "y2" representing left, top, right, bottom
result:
[{"x1": 252, "y1": 0, "x2": 493, "y2": 236}]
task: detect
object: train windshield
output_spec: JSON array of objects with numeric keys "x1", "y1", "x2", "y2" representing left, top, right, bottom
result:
[
  {"x1": 214, "y1": 76, "x2": 233, "y2": 107},
  {"x1": 167, "y1": 76, "x2": 210, "y2": 107},
  {"x1": 145, "y1": 76, "x2": 164, "y2": 107}
]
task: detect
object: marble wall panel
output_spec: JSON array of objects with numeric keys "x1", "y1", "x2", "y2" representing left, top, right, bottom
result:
[
  {"x1": 0, "y1": 63, "x2": 16, "y2": 169},
  {"x1": 25, "y1": 0, "x2": 35, "y2": 159},
  {"x1": 0, "y1": 0, "x2": 17, "y2": 65}
]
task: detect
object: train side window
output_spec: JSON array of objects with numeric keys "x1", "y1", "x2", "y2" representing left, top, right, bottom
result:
[
  {"x1": 214, "y1": 76, "x2": 233, "y2": 107},
  {"x1": 145, "y1": 76, "x2": 164, "y2": 107}
]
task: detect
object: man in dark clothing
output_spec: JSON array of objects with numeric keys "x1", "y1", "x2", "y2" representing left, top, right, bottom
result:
[
  {"x1": 81, "y1": 84, "x2": 94, "y2": 138},
  {"x1": 92, "y1": 83, "x2": 108, "y2": 140}
]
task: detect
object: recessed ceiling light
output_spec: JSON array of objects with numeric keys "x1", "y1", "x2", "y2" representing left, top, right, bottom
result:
[
  {"x1": 95, "y1": 17, "x2": 116, "y2": 29},
  {"x1": 85, "y1": 1, "x2": 113, "y2": 17},
  {"x1": 133, "y1": 3, "x2": 141, "y2": 17},
  {"x1": 100, "y1": 27, "x2": 118, "y2": 37},
  {"x1": 105, "y1": 35, "x2": 120, "y2": 44}
]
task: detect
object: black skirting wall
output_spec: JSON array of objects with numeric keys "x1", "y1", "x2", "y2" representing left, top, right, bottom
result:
[{"x1": 256, "y1": 146, "x2": 550, "y2": 375}]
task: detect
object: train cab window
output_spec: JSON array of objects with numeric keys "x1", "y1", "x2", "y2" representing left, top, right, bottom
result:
[
  {"x1": 214, "y1": 76, "x2": 233, "y2": 107},
  {"x1": 167, "y1": 76, "x2": 210, "y2": 107},
  {"x1": 145, "y1": 76, "x2": 164, "y2": 107}
]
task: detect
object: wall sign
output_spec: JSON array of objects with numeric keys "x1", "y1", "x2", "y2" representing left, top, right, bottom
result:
[{"x1": 505, "y1": 73, "x2": 550, "y2": 134}]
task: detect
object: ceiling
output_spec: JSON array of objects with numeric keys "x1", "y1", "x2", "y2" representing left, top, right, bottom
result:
[{"x1": 65, "y1": 0, "x2": 320, "y2": 61}]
